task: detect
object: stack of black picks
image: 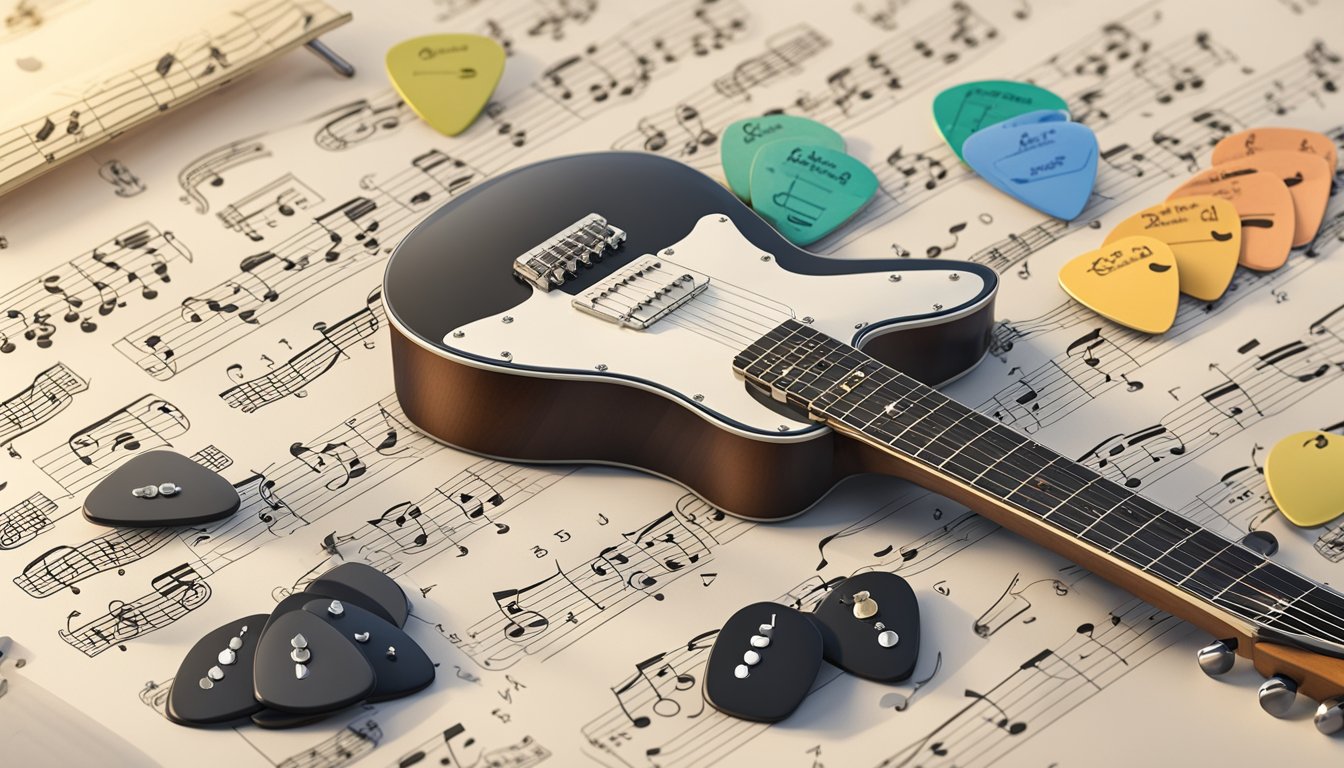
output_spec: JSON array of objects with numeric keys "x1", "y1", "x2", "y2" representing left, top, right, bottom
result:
[{"x1": 166, "y1": 562, "x2": 435, "y2": 729}]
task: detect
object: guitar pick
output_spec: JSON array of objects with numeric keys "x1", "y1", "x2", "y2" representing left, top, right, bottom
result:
[
  {"x1": 1168, "y1": 168, "x2": 1294, "y2": 270},
  {"x1": 1265, "y1": 431, "x2": 1344, "y2": 527},
  {"x1": 932, "y1": 80, "x2": 1069, "y2": 161},
  {"x1": 1103, "y1": 196, "x2": 1241, "y2": 301},
  {"x1": 1205, "y1": 151, "x2": 1332, "y2": 246},
  {"x1": 721, "y1": 115, "x2": 844, "y2": 203},
  {"x1": 962, "y1": 119, "x2": 1098, "y2": 221},
  {"x1": 307, "y1": 562, "x2": 410, "y2": 628},
  {"x1": 811, "y1": 572, "x2": 920, "y2": 683},
  {"x1": 167, "y1": 614, "x2": 268, "y2": 727},
  {"x1": 703, "y1": 603, "x2": 822, "y2": 723},
  {"x1": 251, "y1": 707, "x2": 341, "y2": 730},
  {"x1": 253, "y1": 609, "x2": 375, "y2": 714},
  {"x1": 386, "y1": 34, "x2": 505, "y2": 137},
  {"x1": 302, "y1": 598, "x2": 435, "y2": 702},
  {"x1": 748, "y1": 143, "x2": 878, "y2": 246},
  {"x1": 82, "y1": 449, "x2": 240, "y2": 528},
  {"x1": 1212, "y1": 127, "x2": 1339, "y2": 175},
  {"x1": 1057, "y1": 235, "x2": 1179, "y2": 334}
]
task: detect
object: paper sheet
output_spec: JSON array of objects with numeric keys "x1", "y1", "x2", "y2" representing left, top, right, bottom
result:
[{"x1": 1, "y1": 0, "x2": 1343, "y2": 765}]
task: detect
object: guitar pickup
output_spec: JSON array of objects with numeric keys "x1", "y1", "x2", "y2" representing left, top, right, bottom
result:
[
  {"x1": 572, "y1": 255, "x2": 710, "y2": 330},
  {"x1": 513, "y1": 213, "x2": 626, "y2": 291}
]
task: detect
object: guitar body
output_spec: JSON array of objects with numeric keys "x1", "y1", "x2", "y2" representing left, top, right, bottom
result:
[{"x1": 385, "y1": 152, "x2": 997, "y2": 519}]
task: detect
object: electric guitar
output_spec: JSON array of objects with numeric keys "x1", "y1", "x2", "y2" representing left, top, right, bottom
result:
[{"x1": 385, "y1": 151, "x2": 1344, "y2": 732}]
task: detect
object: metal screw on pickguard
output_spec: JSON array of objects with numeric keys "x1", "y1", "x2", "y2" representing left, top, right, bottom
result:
[
  {"x1": 663, "y1": 248, "x2": 675, "y2": 255},
  {"x1": 760, "y1": 255, "x2": 772, "y2": 262},
  {"x1": 718, "y1": 216, "x2": 728, "y2": 222},
  {"x1": 452, "y1": 330, "x2": 465, "y2": 338},
  {"x1": 693, "y1": 394, "x2": 704, "y2": 402},
  {"x1": 801, "y1": 316, "x2": 814, "y2": 324},
  {"x1": 933, "y1": 303, "x2": 944, "y2": 311},
  {"x1": 889, "y1": 274, "x2": 902, "y2": 282},
  {"x1": 502, "y1": 316, "x2": 513, "y2": 324},
  {"x1": 501, "y1": 351, "x2": 512, "y2": 360},
  {"x1": 949, "y1": 273, "x2": 961, "y2": 281},
  {"x1": 596, "y1": 363, "x2": 608, "y2": 371},
  {"x1": 777, "y1": 425, "x2": 790, "y2": 432},
  {"x1": 854, "y1": 322, "x2": 867, "y2": 329}
]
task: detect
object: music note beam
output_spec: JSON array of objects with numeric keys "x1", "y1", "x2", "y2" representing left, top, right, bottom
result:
[{"x1": 0, "y1": 0, "x2": 352, "y2": 198}]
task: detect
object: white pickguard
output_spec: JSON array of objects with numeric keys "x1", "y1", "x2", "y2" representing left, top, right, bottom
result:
[{"x1": 439, "y1": 214, "x2": 990, "y2": 442}]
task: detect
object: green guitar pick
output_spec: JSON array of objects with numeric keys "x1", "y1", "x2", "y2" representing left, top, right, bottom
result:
[
  {"x1": 933, "y1": 80, "x2": 1069, "y2": 161},
  {"x1": 749, "y1": 144, "x2": 878, "y2": 246},
  {"x1": 721, "y1": 115, "x2": 844, "y2": 203}
]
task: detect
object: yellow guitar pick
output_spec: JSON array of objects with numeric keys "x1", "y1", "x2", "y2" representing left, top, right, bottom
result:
[
  {"x1": 386, "y1": 34, "x2": 506, "y2": 137},
  {"x1": 1058, "y1": 235, "x2": 1179, "y2": 334},
  {"x1": 1265, "y1": 431, "x2": 1344, "y2": 527},
  {"x1": 1103, "y1": 196, "x2": 1240, "y2": 302}
]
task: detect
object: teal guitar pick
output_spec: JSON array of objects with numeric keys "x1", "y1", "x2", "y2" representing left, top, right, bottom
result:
[
  {"x1": 749, "y1": 144, "x2": 878, "y2": 246},
  {"x1": 962, "y1": 119, "x2": 1097, "y2": 221},
  {"x1": 721, "y1": 115, "x2": 844, "y2": 203},
  {"x1": 933, "y1": 80, "x2": 1069, "y2": 161}
]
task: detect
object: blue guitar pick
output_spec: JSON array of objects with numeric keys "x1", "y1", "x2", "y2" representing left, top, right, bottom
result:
[
  {"x1": 962, "y1": 119, "x2": 1097, "y2": 221},
  {"x1": 992, "y1": 109, "x2": 1068, "y2": 130}
]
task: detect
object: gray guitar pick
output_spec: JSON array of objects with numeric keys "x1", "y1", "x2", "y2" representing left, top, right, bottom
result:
[
  {"x1": 83, "y1": 449, "x2": 240, "y2": 528},
  {"x1": 167, "y1": 614, "x2": 267, "y2": 726},
  {"x1": 252, "y1": 609, "x2": 374, "y2": 714},
  {"x1": 307, "y1": 562, "x2": 410, "y2": 628},
  {"x1": 301, "y1": 598, "x2": 434, "y2": 702}
]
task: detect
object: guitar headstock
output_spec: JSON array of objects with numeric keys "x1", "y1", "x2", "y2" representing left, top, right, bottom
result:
[{"x1": 1204, "y1": 637, "x2": 1344, "y2": 732}]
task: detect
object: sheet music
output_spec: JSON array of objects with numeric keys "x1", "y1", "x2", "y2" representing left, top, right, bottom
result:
[{"x1": 1, "y1": 0, "x2": 1343, "y2": 765}]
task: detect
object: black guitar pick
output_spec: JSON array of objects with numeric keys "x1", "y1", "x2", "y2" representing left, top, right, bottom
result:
[
  {"x1": 250, "y1": 707, "x2": 342, "y2": 730},
  {"x1": 166, "y1": 614, "x2": 268, "y2": 726},
  {"x1": 306, "y1": 562, "x2": 410, "y2": 628},
  {"x1": 812, "y1": 571, "x2": 920, "y2": 683},
  {"x1": 301, "y1": 598, "x2": 435, "y2": 702},
  {"x1": 83, "y1": 449, "x2": 240, "y2": 528},
  {"x1": 253, "y1": 609, "x2": 375, "y2": 714},
  {"x1": 703, "y1": 602, "x2": 822, "y2": 723}
]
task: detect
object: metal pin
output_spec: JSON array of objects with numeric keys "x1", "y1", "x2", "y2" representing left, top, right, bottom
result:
[
  {"x1": 207, "y1": 665, "x2": 224, "y2": 681},
  {"x1": 158, "y1": 483, "x2": 181, "y2": 497},
  {"x1": 749, "y1": 634, "x2": 770, "y2": 648},
  {"x1": 291, "y1": 647, "x2": 311, "y2": 663},
  {"x1": 386, "y1": 646, "x2": 396, "y2": 660},
  {"x1": 878, "y1": 630, "x2": 899, "y2": 647},
  {"x1": 734, "y1": 664, "x2": 749, "y2": 679},
  {"x1": 327, "y1": 600, "x2": 344, "y2": 616},
  {"x1": 218, "y1": 648, "x2": 236, "y2": 666},
  {"x1": 198, "y1": 677, "x2": 214, "y2": 690},
  {"x1": 353, "y1": 631, "x2": 370, "y2": 643},
  {"x1": 295, "y1": 663, "x2": 310, "y2": 680},
  {"x1": 743, "y1": 650, "x2": 761, "y2": 665},
  {"x1": 228, "y1": 636, "x2": 243, "y2": 651},
  {"x1": 303, "y1": 39, "x2": 356, "y2": 78},
  {"x1": 291, "y1": 633, "x2": 308, "y2": 650},
  {"x1": 852, "y1": 591, "x2": 878, "y2": 620}
]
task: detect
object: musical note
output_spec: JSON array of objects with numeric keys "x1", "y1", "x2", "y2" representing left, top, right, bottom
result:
[
  {"x1": 59, "y1": 563, "x2": 211, "y2": 657},
  {"x1": 0, "y1": 492, "x2": 58, "y2": 551},
  {"x1": 216, "y1": 173, "x2": 324, "y2": 241}
]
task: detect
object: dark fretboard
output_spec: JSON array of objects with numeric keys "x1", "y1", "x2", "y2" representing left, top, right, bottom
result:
[{"x1": 734, "y1": 319, "x2": 1344, "y2": 648}]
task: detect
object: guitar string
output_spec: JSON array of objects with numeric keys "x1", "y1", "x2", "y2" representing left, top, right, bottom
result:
[{"x1": 745, "y1": 323, "x2": 1344, "y2": 641}]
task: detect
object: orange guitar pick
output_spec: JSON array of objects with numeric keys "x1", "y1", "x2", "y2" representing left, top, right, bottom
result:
[
  {"x1": 1168, "y1": 168, "x2": 1294, "y2": 271},
  {"x1": 1205, "y1": 151, "x2": 1331, "y2": 246},
  {"x1": 1212, "y1": 127, "x2": 1339, "y2": 175},
  {"x1": 1104, "y1": 196, "x2": 1241, "y2": 301},
  {"x1": 1058, "y1": 235, "x2": 1179, "y2": 334}
]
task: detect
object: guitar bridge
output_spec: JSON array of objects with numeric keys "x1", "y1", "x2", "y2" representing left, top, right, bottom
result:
[
  {"x1": 572, "y1": 255, "x2": 710, "y2": 330},
  {"x1": 512, "y1": 213, "x2": 626, "y2": 291}
]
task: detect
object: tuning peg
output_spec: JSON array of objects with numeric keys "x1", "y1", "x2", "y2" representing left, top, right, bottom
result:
[
  {"x1": 1258, "y1": 675, "x2": 1298, "y2": 717},
  {"x1": 1196, "y1": 639, "x2": 1237, "y2": 676},
  {"x1": 1240, "y1": 530, "x2": 1279, "y2": 557},
  {"x1": 1315, "y1": 698, "x2": 1344, "y2": 735}
]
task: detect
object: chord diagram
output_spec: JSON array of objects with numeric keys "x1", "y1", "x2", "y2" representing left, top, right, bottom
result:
[
  {"x1": 58, "y1": 563, "x2": 211, "y2": 657},
  {"x1": 0, "y1": 363, "x2": 88, "y2": 448},
  {"x1": 0, "y1": 492, "x2": 58, "y2": 551}
]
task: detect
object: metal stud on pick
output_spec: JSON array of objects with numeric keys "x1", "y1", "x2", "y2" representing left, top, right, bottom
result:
[
  {"x1": 136, "y1": 484, "x2": 159, "y2": 499},
  {"x1": 198, "y1": 677, "x2": 214, "y2": 690},
  {"x1": 295, "y1": 663, "x2": 309, "y2": 680},
  {"x1": 327, "y1": 600, "x2": 344, "y2": 616},
  {"x1": 291, "y1": 647, "x2": 311, "y2": 663},
  {"x1": 734, "y1": 664, "x2": 750, "y2": 679},
  {"x1": 743, "y1": 649, "x2": 761, "y2": 665},
  {"x1": 158, "y1": 482, "x2": 181, "y2": 497},
  {"x1": 878, "y1": 630, "x2": 899, "y2": 647},
  {"x1": 353, "y1": 631, "x2": 370, "y2": 643},
  {"x1": 851, "y1": 591, "x2": 878, "y2": 620},
  {"x1": 291, "y1": 633, "x2": 308, "y2": 649},
  {"x1": 386, "y1": 646, "x2": 397, "y2": 660},
  {"x1": 207, "y1": 665, "x2": 224, "y2": 681},
  {"x1": 749, "y1": 634, "x2": 770, "y2": 648},
  {"x1": 228, "y1": 636, "x2": 243, "y2": 651},
  {"x1": 218, "y1": 648, "x2": 236, "y2": 666}
]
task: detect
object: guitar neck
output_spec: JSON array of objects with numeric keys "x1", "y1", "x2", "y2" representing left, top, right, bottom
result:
[{"x1": 735, "y1": 319, "x2": 1344, "y2": 657}]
